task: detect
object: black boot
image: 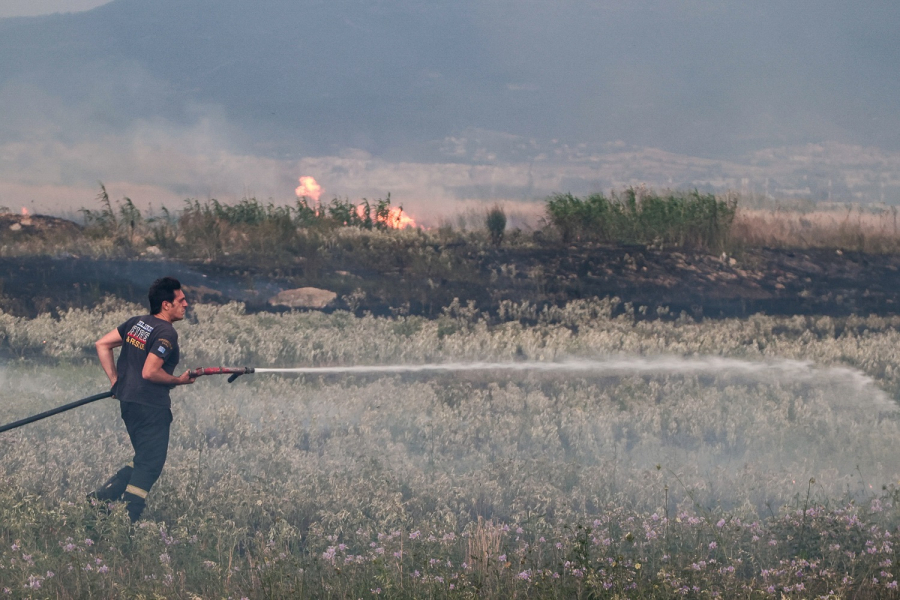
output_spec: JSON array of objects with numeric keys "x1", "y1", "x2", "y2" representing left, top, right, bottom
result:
[
  {"x1": 89, "y1": 465, "x2": 134, "y2": 502},
  {"x1": 123, "y1": 489, "x2": 147, "y2": 523}
]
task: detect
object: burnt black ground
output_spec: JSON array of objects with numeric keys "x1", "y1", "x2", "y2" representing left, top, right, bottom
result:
[{"x1": 0, "y1": 245, "x2": 891, "y2": 321}]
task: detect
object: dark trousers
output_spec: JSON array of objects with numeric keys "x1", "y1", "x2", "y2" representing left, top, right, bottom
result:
[{"x1": 93, "y1": 401, "x2": 172, "y2": 522}]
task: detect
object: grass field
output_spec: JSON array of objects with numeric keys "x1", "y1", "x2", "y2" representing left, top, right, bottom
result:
[{"x1": 2, "y1": 299, "x2": 900, "y2": 597}]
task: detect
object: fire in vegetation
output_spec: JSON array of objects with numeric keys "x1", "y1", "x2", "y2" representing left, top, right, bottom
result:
[
  {"x1": 348, "y1": 201, "x2": 416, "y2": 229},
  {"x1": 378, "y1": 205, "x2": 416, "y2": 229},
  {"x1": 295, "y1": 175, "x2": 322, "y2": 201},
  {"x1": 294, "y1": 175, "x2": 416, "y2": 229}
]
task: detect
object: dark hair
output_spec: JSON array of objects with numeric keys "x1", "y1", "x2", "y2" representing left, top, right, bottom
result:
[{"x1": 148, "y1": 277, "x2": 182, "y2": 314}]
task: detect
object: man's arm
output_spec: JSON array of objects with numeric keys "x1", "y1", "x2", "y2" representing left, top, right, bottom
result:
[
  {"x1": 142, "y1": 353, "x2": 196, "y2": 386},
  {"x1": 96, "y1": 329, "x2": 123, "y2": 388}
]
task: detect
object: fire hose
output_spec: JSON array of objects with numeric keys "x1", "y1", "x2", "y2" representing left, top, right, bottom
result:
[
  {"x1": 0, "y1": 362, "x2": 531, "y2": 433},
  {"x1": 0, "y1": 366, "x2": 254, "y2": 434}
]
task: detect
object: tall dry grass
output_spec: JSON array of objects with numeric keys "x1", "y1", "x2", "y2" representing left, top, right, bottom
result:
[{"x1": 732, "y1": 205, "x2": 900, "y2": 253}]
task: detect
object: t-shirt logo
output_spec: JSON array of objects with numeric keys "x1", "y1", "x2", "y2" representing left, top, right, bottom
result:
[
  {"x1": 125, "y1": 321, "x2": 153, "y2": 351},
  {"x1": 158, "y1": 345, "x2": 167, "y2": 355}
]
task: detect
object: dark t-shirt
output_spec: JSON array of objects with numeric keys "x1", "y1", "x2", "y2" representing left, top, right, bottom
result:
[{"x1": 114, "y1": 315, "x2": 180, "y2": 409}]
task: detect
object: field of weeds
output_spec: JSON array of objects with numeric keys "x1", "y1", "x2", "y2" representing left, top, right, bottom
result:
[{"x1": 3, "y1": 299, "x2": 900, "y2": 597}]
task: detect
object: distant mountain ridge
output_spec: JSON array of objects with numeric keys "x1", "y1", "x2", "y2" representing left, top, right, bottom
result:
[
  {"x1": 1, "y1": 1, "x2": 899, "y2": 209},
  {"x1": 4, "y1": 0, "x2": 899, "y2": 159}
]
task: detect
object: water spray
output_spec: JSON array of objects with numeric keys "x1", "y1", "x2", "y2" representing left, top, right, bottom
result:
[{"x1": 1, "y1": 357, "x2": 893, "y2": 434}]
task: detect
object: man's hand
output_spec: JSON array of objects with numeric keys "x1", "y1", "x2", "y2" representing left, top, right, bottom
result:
[{"x1": 175, "y1": 370, "x2": 197, "y2": 386}]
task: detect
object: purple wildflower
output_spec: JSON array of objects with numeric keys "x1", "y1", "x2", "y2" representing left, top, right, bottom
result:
[{"x1": 25, "y1": 576, "x2": 42, "y2": 590}]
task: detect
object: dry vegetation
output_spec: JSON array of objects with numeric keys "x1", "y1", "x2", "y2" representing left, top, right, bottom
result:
[
  {"x1": 3, "y1": 187, "x2": 900, "y2": 260},
  {"x1": 733, "y1": 205, "x2": 900, "y2": 253},
  {"x1": 2, "y1": 299, "x2": 900, "y2": 596},
  {"x1": 2, "y1": 189, "x2": 900, "y2": 596}
]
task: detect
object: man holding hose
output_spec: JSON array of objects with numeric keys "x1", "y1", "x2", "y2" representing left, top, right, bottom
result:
[{"x1": 90, "y1": 277, "x2": 195, "y2": 522}]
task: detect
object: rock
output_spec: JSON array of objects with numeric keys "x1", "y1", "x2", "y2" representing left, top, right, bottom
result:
[
  {"x1": 8, "y1": 223, "x2": 21, "y2": 231},
  {"x1": 144, "y1": 245, "x2": 162, "y2": 255},
  {"x1": 269, "y1": 287, "x2": 337, "y2": 309}
]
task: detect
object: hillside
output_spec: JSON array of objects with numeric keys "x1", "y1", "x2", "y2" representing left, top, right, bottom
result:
[{"x1": 2, "y1": 0, "x2": 898, "y2": 164}]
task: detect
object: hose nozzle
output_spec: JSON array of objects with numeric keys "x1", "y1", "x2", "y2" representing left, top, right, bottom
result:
[{"x1": 188, "y1": 366, "x2": 255, "y2": 383}]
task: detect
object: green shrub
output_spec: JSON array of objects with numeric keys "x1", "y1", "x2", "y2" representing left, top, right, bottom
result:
[
  {"x1": 546, "y1": 188, "x2": 737, "y2": 252},
  {"x1": 485, "y1": 205, "x2": 507, "y2": 246}
]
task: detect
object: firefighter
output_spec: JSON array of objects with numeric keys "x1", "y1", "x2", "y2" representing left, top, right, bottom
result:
[{"x1": 90, "y1": 277, "x2": 195, "y2": 522}]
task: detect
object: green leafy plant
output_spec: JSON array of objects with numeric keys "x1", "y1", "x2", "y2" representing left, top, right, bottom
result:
[{"x1": 546, "y1": 188, "x2": 737, "y2": 252}]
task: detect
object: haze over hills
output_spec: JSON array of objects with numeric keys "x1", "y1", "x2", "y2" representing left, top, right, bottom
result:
[{"x1": 1, "y1": 0, "x2": 899, "y2": 220}]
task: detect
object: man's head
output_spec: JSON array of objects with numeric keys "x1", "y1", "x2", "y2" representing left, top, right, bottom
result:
[{"x1": 149, "y1": 277, "x2": 188, "y2": 322}]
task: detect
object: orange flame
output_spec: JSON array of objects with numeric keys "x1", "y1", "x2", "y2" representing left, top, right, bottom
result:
[
  {"x1": 383, "y1": 207, "x2": 416, "y2": 229},
  {"x1": 354, "y1": 204, "x2": 417, "y2": 229},
  {"x1": 295, "y1": 176, "x2": 322, "y2": 201},
  {"x1": 21, "y1": 207, "x2": 29, "y2": 216}
]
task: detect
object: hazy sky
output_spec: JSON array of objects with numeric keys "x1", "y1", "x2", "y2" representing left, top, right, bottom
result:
[
  {"x1": 1, "y1": 0, "x2": 899, "y2": 220},
  {"x1": 0, "y1": 0, "x2": 111, "y2": 18}
]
